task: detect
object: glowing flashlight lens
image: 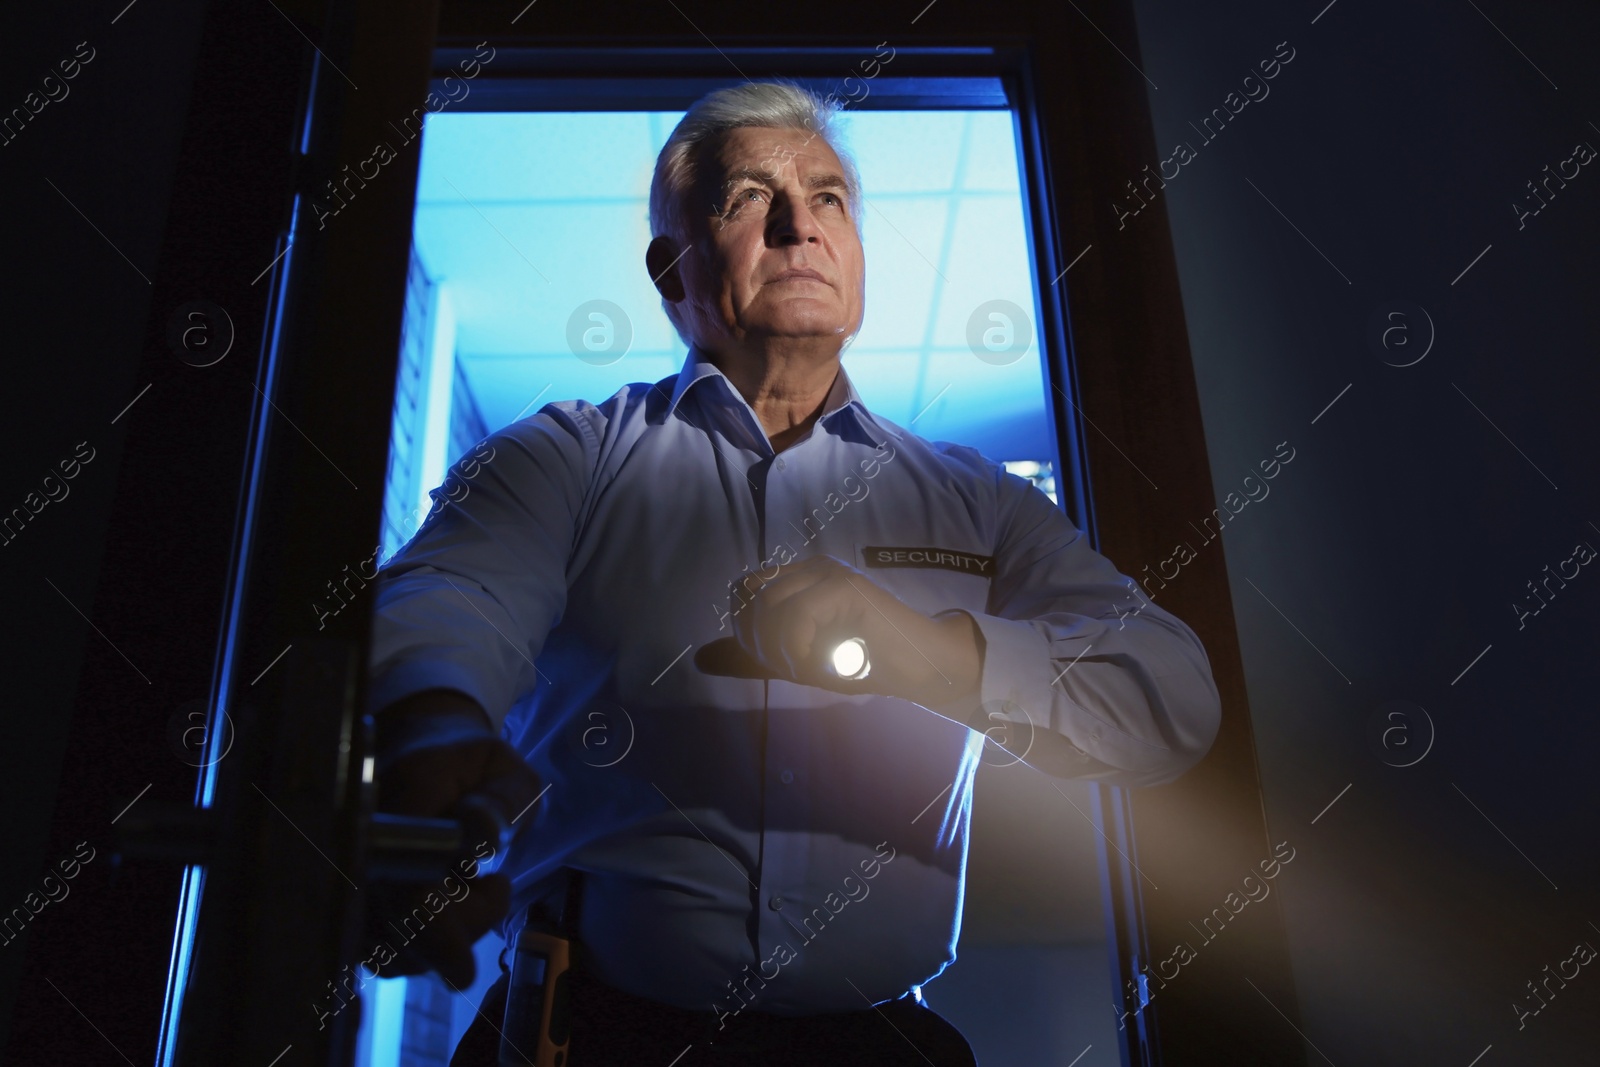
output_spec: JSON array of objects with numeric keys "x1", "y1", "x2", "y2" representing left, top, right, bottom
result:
[{"x1": 829, "y1": 638, "x2": 870, "y2": 680}]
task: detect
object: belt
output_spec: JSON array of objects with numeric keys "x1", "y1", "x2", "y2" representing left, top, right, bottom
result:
[
  {"x1": 470, "y1": 963, "x2": 969, "y2": 1067},
  {"x1": 556, "y1": 965, "x2": 925, "y2": 1050}
]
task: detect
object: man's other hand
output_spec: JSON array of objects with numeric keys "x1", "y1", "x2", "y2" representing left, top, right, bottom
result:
[{"x1": 366, "y1": 689, "x2": 542, "y2": 990}]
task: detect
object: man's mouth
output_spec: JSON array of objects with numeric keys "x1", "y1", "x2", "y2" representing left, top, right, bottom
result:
[{"x1": 770, "y1": 269, "x2": 827, "y2": 285}]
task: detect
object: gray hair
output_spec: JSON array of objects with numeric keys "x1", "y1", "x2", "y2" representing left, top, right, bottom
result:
[{"x1": 648, "y1": 80, "x2": 864, "y2": 341}]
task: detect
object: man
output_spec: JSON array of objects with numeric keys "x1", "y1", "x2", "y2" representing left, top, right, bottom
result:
[{"x1": 367, "y1": 80, "x2": 1222, "y2": 1066}]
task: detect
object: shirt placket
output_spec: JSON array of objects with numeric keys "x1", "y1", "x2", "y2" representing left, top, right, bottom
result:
[{"x1": 750, "y1": 430, "x2": 830, "y2": 988}]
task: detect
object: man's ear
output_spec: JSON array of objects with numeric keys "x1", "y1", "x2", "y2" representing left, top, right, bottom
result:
[{"x1": 646, "y1": 235, "x2": 687, "y2": 303}]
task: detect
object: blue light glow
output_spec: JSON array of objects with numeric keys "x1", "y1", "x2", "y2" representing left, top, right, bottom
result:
[{"x1": 409, "y1": 109, "x2": 1053, "y2": 464}]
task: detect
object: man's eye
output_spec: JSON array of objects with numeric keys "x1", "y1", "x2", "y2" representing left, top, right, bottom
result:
[{"x1": 723, "y1": 189, "x2": 762, "y2": 216}]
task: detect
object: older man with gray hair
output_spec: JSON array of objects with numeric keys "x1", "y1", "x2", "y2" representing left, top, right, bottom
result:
[{"x1": 368, "y1": 79, "x2": 1221, "y2": 1066}]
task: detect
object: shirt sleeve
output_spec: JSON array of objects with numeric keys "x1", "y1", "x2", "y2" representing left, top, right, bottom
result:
[
  {"x1": 365, "y1": 406, "x2": 597, "y2": 733},
  {"x1": 933, "y1": 468, "x2": 1222, "y2": 787}
]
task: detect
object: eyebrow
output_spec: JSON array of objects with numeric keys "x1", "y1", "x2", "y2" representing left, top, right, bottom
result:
[{"x1": 722, "y1": 168, "x2": 851, "y2": 195}]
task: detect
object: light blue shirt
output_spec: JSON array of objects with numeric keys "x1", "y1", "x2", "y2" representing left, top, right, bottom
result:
[{"x1": 366, "y1": 345, "x2": 1221, "y2": 1015}]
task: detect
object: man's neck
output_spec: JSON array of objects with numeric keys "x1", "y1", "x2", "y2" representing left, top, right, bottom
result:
[{"x1": 703, "y1": 338, "x2": 843, "y2": 453}]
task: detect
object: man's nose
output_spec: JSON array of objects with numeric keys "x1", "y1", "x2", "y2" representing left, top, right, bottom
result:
[{"x1": 767, "y1": 194, "x2": 823, "y2": 244}]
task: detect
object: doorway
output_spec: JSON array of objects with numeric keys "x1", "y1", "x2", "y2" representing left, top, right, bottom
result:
[{"x1": 361, "y1": 90, "x2": 1120, "y2": 1067}]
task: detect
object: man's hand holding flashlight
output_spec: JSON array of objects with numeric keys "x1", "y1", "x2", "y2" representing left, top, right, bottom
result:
[{"x1": 728, "y1": 555, "x2": 983, "y2": 708}]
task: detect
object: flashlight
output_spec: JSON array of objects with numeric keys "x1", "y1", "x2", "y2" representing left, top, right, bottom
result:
[{"x1": 828, "y1": 637, "x2": 871, "y2": 681}]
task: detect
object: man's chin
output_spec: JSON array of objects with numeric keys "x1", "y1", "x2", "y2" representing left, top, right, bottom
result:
[
  {"x1": 744, "y1": 311, "x2": 855, "y2": 341},
  {"x1": 747, "y1": 329, "x2": 852, "y2": 349}
]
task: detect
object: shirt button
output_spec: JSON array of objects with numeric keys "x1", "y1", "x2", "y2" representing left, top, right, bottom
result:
[
  {"x1": 775, "y1": 458, "x2": 786, "y2": 471},
  {"x1": 780, "y1": 769, "x2": 794, "y2": 785},
  {"x1": 768, "y1": 895, "x2": 785, "y2": 911}
]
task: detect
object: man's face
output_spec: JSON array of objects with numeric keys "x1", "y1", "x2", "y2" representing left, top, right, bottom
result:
[{"x1": 676, "y1": 126, "x2": 866, "y2": 349}]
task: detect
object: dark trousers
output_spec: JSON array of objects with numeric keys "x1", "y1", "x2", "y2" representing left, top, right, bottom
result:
[{"x1": 451, "y1": 966, "x2": 978, "y2": 1067}]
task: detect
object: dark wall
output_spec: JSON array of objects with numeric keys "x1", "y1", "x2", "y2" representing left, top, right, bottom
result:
[
  {"x1": 1126, "y1": 0, "x2": 1599, "y2": 1062},
  {"x1": 0, "y1": 0, "x2": 208, "y2": 1053}
]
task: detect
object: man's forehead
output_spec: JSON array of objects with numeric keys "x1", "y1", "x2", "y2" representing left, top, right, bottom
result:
[{"x1": 714, "y1": 126, "x2": 842, "y2": 178}]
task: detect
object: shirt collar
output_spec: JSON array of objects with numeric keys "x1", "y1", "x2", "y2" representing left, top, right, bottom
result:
[{"x1": 663, "y1": 344, "x2": 898, "y2": 449}]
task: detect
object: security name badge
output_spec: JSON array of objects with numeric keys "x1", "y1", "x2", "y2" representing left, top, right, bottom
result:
[{"x1": 861, "y1": 545, "x2": 994, "y2": 576}]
